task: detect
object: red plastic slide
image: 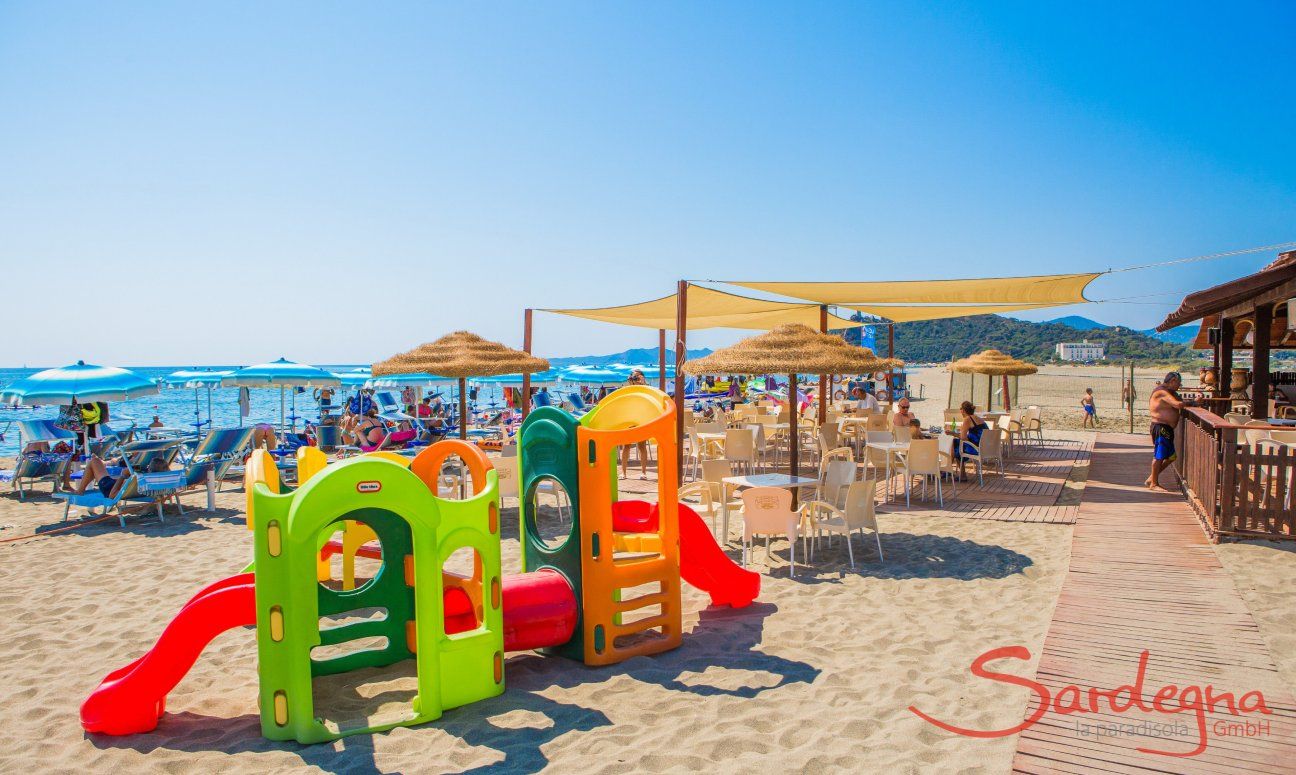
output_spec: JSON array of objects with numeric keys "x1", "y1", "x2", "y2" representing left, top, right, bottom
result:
[
  {"x1": 81, "y1": 573, "x2": 257, "y2": 735},
  {"x1": 677, "y1": 502, "x2": 760, "y2": 608},
  {"x1": 611, "y1": 500, "x2": 760, "y2": 608}
]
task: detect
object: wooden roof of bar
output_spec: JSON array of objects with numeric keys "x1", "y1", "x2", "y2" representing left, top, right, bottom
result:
[{"x1": 1159, "y1": 250, "x2": 1296, "y2": 331}]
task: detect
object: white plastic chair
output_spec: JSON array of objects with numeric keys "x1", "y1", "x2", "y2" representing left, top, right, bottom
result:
[
  {"x1": 800, "y1": 479, "x2": 884, "y2": 568},
  {"x1": 740, "y1": 487, "x2": 803, "y2": 576},
  {"x1": 963, "y1": 427, "x2": 1005, "y2": 484},
  {"x1": 725, "y1": 427, "x2": 758, "y2": 474},
  {"x1": 897, "y1": 438, "x2": 942, "y2": 507},
  {"x1": 815, "y1": 459, "x2": 856, "y2": 510}
]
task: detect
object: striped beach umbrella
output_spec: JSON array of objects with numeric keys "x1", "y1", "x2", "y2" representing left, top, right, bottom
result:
[
  {"x1": 1, "y1": 361, "x2": 159, "y2": 406},
  {"x1": 223, "y1": 358, "x2": 340, "y2": 430}
]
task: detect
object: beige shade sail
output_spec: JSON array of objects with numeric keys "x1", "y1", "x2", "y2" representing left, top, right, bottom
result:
[
  {"x1": 683, "y1": 324, "x2": 903, "y2": 376},
  {"x1": 726, "y1": 272, "x2": 1100, "y2": 306},
  {"x1": 846, "y1": 302, "x2": 1060, "y2": 323},
  {"x1": 544, "y1": 286, "x2": 862, "y2": 331},
  {"x1": 373, "y1": 331, "x2": 550, "y2": 379},
  {"x1": 949, "y1": 349, "x2": 1038, "y2": 376}
]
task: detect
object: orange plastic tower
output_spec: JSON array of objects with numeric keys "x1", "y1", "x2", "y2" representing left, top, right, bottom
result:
[{"x1": 575, "y1": 387, "x2": 682, "y2": 666}]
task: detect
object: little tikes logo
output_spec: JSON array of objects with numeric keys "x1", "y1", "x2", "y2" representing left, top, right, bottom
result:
[
  {"x1": 356, "y1": 481, "x2": 382, "y2": 494},
  {"x1": 908, "y1": 646, "x2": 1271, "y2": 758}
]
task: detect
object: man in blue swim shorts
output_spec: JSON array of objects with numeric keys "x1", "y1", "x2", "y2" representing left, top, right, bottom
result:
[{"x1": 1147, "y1": 371, "x2": 1192, "y2": 491}]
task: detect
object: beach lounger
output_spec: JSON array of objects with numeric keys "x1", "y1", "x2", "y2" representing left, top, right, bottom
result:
[
  {"x1": 54, "y1": 466, "x2": 184, "y2": 527},
  {"x1": 2, "y1": 420, "x2": 77, "y2": 500}
]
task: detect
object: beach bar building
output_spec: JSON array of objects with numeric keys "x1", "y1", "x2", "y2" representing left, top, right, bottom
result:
[{"x1": 1157, "y1": 250, "x2": 1296, "y2": 540}]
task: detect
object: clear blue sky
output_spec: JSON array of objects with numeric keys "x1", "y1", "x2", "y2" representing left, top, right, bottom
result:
[{"x1": 2, "y1": 2, "x2": 1293, "y2": 366}]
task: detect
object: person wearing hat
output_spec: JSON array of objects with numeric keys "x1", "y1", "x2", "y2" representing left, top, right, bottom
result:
[{"x1": 1146, "y1": 371, "x2": 1193, "y2": 492}]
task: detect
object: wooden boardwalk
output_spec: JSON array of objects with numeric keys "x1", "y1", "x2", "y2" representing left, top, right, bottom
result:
[{"x1": 1013, "y1": 434, "x2": 1296, "y2": 774}]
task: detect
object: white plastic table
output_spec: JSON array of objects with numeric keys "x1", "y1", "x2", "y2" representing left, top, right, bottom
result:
[{"x1": 716, "y1": 473, "x2": 818, "y2": 542}]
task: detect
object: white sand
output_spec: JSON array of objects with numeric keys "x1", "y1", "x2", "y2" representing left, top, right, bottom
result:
[{"x1": 0, "y1": 476, "x2": 1072, "y2": 773}]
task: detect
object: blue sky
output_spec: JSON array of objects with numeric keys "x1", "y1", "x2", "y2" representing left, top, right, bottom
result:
[{"x1": 2, "y1": 2, "x2": 1293, "y2": 366}]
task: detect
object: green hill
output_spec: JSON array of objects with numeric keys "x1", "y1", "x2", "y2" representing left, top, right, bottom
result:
[{"x1": 843, "y1": 314, "x2": 1201, "y2": 364}]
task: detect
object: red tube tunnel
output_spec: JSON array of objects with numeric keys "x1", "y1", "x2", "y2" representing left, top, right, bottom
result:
[{"x1": 444, "y1": 568, "x2": 577, "y2": 652}]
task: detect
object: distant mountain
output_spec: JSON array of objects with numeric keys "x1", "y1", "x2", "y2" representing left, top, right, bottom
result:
[
  {"x1": 1045, "y1": 315, "x2": 1107, "y2": 331},
  {"x1": 547, "y1": 347, "x2": 713, "y2": 368},
  {"x1": 1044, "y1": 314, "x2": 1199, "y2": 346},
  {"x1": 1140, "y1": 324, "x2": 1198, "y2": 345},
  {"x1": 866, "y1": 314, "x2": 1200, "y2": 364}
]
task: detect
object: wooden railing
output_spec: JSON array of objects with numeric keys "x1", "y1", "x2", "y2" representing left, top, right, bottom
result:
[{"x1": 1177, "y1": 407, "x2": 1295, "y2": 540}]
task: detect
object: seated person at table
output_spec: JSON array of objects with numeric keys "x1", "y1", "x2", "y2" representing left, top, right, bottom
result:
[
  {"x1": 891, "y1": 399, "x2": 915, "y2": 430},
  {"x1": 907, "y1": 418, "x2": 927, "y2": 440},
  {"x1": 858, "y1": 387, "x2": 880, "y2": 413},
  {"x1": 954, "y1": 401, "x2": 988, "y2": 481}
]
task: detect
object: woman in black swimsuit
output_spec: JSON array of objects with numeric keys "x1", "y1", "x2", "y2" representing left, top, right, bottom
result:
[{"x1": 955, "y1": 400, "x2": 989, "y2": 482}]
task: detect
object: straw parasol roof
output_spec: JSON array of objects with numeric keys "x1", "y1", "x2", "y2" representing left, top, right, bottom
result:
[
  {"x1": 949, "y1": 349, "x2": 1038, "y2": 376},
  {"x1": 373, "y1": 331, "x2": 550, "y2": 379},
  {"x1": 682, "y1": 323, "x2": 903, "y2": 375}
]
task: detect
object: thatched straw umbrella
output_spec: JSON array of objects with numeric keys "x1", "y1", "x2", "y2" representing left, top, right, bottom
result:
[
  {"x1": 684, "y1": 324, "x2": 903, "y2": 496},
  {"x1": 374, "y1": 331, "x2": 551, "y2": 439},
  {"x1": 949, "y1": 349, "x2": 1037, "y2": 411}
]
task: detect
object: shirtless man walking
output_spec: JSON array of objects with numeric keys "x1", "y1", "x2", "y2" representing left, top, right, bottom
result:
[{"x1": 1146, "y1": 371, "x2": 1192, "y2": 491}]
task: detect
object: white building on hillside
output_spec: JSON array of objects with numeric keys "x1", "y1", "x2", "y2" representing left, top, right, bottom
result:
[{"x1": 1055, "y1": 340, "x2": 1105, "y2": 361}]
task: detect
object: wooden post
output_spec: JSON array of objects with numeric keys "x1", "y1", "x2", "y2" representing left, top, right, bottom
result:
[
  {"x1": 674, "y1": 281, "x2": 688, "y2": 481},
  {"x1": 458, "y1": 377, "x2": 468, "y2": 440},
  {"x1": 985, "y1": 373, "x2": 992, "y2": 413},
  {"x1": 658, "y1": 328, "x2": 667, "y2": 391},
  {"x1": 1219, "y1": 317, "x2": 1234, "y2": 401},
  {"x1": 1002, "y1": 374, "x2": 1011, "y2": 411},
  {"x1": 1252, "y1": 303, "x2": 1272, "y2": 420},
  {"x1": 1128, "y1": 361, "x2": 1135, "y2": 434},
  {"x1": 521, "y1": 308, "x2": 533, "y2": 422},
  {"x1": 788, "y1": 372, "x2": 799, "y2": 507},
  {"x1": 886, "y1": 323, "x2": 895, "y2": 405},
  {"x1": 818, "y1": 305, "x2": 828, "y2": 426}
]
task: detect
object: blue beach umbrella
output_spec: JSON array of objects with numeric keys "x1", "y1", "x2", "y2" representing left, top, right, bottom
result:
[
  {"x1": 333, "y1": 367, "x2": 373, "y2": 388},
  {"x1": 1, "y1": 361, "x2": 158, "y2": 406},
  {"x1": 560, "y1": 365, "x2": 627, "y2": 384},
  {"x1": 222, "y1": 358, "x2": 340, "y2": 430}
]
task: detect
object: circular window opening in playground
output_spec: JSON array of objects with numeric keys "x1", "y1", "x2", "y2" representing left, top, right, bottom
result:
[
  {"x1": 437, "y1": 454, "x2": 475, "y2": 500},
  {"x1": 528, "y1": 476, "x2": 572, "y2": 551},
  {"x1": 318, "y1": 523, "x2": 384, "y2": 594}
]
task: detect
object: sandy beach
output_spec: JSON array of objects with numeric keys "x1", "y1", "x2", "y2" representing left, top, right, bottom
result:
[
  {"x1": 0, "y1": 463, "x2": 1072, "y2": 773},
  {"x1": 2, "y1": 404, "x2": 1295, "y2": 773}
]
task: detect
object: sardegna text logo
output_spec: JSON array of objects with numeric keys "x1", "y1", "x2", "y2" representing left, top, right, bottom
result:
[{"x1": 908, "y1": 646, "x2": 1271, "y2": 757}]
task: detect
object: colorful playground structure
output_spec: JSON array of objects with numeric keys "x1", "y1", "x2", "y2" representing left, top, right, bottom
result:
[{"x1": 80, "y1": 386, "x2": 759, "y2": 744}]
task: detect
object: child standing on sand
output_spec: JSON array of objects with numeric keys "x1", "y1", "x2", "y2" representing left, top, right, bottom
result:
[{"x1": 1080, "y1": 388, "x2": 1097, "y2": 428}]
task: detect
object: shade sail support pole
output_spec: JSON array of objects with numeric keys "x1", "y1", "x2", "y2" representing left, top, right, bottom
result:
[
  {"x1": 658, "y1": 329, "x2": 667, "y2": 391},
  {"x1": 521, "y1": 308, "x2": 533, "y2": 423},
  {"x1": 675, "y1": 281, "x2": 688, "y2": 481},
  {"x1": 887, "y1": 324, "x2": 895, "y2": 406}
]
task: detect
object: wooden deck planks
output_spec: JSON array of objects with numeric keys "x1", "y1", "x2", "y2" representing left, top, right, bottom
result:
[{"x1": 1011, "y1": 434, "x2": 1296, "y2": 774}]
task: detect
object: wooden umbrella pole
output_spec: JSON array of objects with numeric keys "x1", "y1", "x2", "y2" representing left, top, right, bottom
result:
[
  {"x1": 1002, "y1": 373, "x2": 1012, "y2": 411},
  {"x1": 521, "y1": 308, "x2": 533, "y2": 422},
  {"x1": 788, "y1": 372, "x2": 799, "y2": 508},
  {"x1": 674, "y1": 281, "x2": 688, "y2": 481},
  {"x1": 458, "y1": 377, "x2": 468, "y2": 440},
  {"x1": 658, "y1": 328, "x2": 667, "y2": 391},
  {"x1": 818, "y1": 305, "x2": 828, "y2": 426}
]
